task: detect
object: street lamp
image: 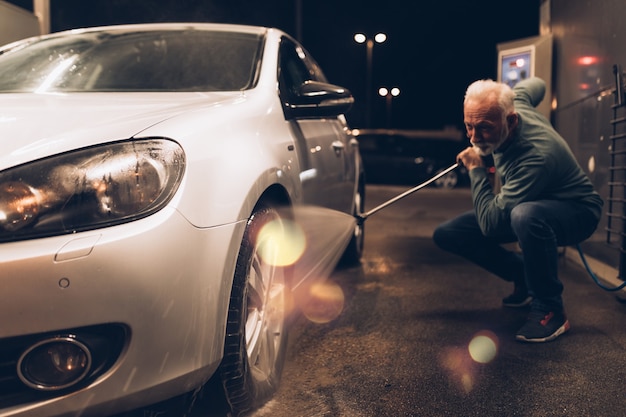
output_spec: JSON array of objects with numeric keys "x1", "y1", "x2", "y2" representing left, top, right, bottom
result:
[
  {"x1": 378, "y1": 87, "x2": 400, "y2": 128},
  {"x1": 354, "y1": 32, "x2": 387, "y2": 128}
]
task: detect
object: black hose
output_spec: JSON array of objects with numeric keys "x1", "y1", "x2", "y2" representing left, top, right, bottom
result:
[{"x1": 576, "y1": 244, "x2": 626, "y2": 291}]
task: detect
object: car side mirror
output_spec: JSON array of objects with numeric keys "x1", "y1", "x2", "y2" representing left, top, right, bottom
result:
[{"x1": 286, "y1": 81, "x2": 354, "y2": 118}]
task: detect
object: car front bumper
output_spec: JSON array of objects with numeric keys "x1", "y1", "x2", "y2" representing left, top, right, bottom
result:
[{"x1": 0, "y1": 207, "x2": 245, "y2": 416}]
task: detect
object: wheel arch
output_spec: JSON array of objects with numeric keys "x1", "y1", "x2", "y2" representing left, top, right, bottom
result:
[{"x1": 252, "y1": 183, "x2": 292, "y2": 212}]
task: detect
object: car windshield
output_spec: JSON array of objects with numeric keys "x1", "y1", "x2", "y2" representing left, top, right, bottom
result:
[{"x1": 0, "y1": 29, "x2": 264, "y2": 93}]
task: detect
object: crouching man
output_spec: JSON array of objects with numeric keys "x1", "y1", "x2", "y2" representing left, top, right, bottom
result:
[{"x1": 433, "y1": 77, "x2": 603, "y2": 342}]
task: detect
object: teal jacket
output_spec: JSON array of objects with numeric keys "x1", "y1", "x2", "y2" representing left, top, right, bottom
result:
[{"x1": 469, "y1": 77, "x2": 603, "y2": 237}]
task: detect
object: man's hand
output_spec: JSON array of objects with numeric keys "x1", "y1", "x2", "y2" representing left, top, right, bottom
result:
[{"x1": 457, "y1": 146, "x2": 485, "y2": 171}]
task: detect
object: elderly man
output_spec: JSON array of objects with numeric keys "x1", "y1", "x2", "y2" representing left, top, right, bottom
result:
[{"x1": 433, "y1": 77, "x2": 603, "y2": 342}]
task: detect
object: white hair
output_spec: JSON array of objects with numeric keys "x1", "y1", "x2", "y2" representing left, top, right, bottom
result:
[{"x1": 464, "y1": 79, "x2": 515, "y2": 120}]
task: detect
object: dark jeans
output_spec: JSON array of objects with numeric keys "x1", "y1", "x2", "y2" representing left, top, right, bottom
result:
[{"x1": 432, "y1": 200, "x2": 600, "y2": 312}]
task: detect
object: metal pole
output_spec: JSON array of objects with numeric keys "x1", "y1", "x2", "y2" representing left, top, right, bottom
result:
[
  {"x1": 386, "y1": 94, "x2": 392, "y2": 128},
  {"x1": 33, "y1": 0, "x2": 50, "y2": 35},
  {"x1": 295, "y1": 0, "x2": 302, "y2": 42},
  {"x1": 365, "y1": 39, "x2": 373, "y2": 128}
]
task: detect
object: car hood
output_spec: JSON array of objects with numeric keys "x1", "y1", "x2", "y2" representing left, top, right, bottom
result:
[{"x1": 0, "y1": 92, "x2": 243, "y2": 170}]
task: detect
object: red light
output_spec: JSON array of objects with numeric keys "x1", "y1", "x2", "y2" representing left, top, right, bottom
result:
[{"x1": 577, "y1": 56, "x2": 598, "y2": 66}]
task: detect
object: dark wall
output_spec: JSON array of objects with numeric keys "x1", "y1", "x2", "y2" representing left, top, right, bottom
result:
[{"x1": 549, "y1": 0, "x2": 626, "y2": 267}]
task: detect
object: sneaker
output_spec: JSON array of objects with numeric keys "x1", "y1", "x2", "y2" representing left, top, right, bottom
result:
[
  {"x1": 502, "y1": 292, "x2": 532, "y2": 308},
  {"x1": 515, "y1": 310, "x2": 570, "y2": 343}
]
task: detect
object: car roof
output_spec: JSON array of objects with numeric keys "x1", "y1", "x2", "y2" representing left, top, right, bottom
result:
[{"x1": 62, "y1": 22, "x2": 269, "y2": 36}]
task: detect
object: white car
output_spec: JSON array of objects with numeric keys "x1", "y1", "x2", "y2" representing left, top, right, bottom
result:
[{"x1": 0, "y1": 23, "x2": 364, "y2": 417}]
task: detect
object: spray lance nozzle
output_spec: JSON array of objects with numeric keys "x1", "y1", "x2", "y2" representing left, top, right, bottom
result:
[{"x1": 355, "y1": 213, "x2": 367, "y2": 226}]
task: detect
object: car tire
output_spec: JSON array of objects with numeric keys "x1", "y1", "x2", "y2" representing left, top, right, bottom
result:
[
  {"x1": 219, "y1": 207, "x2": 289, "y2": 416},
  {"x1": 434, "y1": 168, "x2": 459, "y2": 189},
  {"x1": 340, "y1": 177, "x2": 365, "y2": 266}
]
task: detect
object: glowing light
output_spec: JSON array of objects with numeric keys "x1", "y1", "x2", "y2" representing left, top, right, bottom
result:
[
  {"x1": 354, "y1": 33, "x2": 366, "y2": 44},
  {"x1": 440, "y1": 331, "x2": 499, "y2": 394},
  {"x1": 257, "y1": 219, "x2": 306, "y2": 267},
  {"x1": 379, "y1": 87, "x2": 400, "y2": 97},
  {"x1": 577, "y1": 56, "x2": 599, "y2": 66},
  {"x1": 506, "y1": 70, "x2": 519, "y2": 81},
  {"x1": 354, "y1": 33, "x2": 387, "y2": 44},
  {"x1": 301, "y1": 281, "x2": 345, "y2": 323},
  {"x1": 515, "y1": 58, "x2": 526, "y2": 67},
  {"x1": 0, "y1": 182, "x2": 43, "y2": 231},
  {"x1": 588, "y1": 155, "x2": 596, "y2": 173},
  {"x1": 468, "y1": 331, "x2": 498, "y2": 364},
  {"x1": 440, "y1": 347, "x2": 475, "y2": 394},
  {"x1": 461, "y1": 373, "x2": 473, "y2": 393},
  {"x1": 374, "y1": 33, "x2": 387, "y2": 43}
]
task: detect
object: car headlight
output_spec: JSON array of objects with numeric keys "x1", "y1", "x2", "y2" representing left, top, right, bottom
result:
[{"x1": 0, "y1": 139, "x2": 185, "y2": 242}]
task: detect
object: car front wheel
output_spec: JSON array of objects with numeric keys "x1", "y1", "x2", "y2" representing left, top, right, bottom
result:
[{"x1": 219, "y1": 207, "x2": 289, "y2": 416}]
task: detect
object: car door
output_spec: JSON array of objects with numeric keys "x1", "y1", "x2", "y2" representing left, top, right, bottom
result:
[{"x1": 278, "y1": 37, "x2": 357, "y2": 213}]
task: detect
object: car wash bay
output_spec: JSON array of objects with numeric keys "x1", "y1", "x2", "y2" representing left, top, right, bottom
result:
[{"x1": 123, "y1": 185, "x2": 626, "y2": 417}]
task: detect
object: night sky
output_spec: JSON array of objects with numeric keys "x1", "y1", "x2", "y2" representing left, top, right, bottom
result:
[{"x1": 6, "y1": 0, "x2": 540, "y2": 130}]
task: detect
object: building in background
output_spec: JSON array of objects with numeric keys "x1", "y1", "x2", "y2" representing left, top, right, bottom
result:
[{"x1": 0, "y1": 1, "x2": 40, "y2": 45}]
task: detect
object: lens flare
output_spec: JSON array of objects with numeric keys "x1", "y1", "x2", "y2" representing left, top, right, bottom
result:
[
  {"x1": 441, "y1": 330, "x2": 499, "y2": 394},
  {"x1": 468, "y1": 330, "x2": 498, "y2": 364},
  {"x1": 440, "y1": 347, "x2": 475, "y2": 394},
  {"x1": 301, "y1": 280, "x2": 345, "y2": 324},
  {"x1": 257, "y1": 219, "x2": 306, "y2": 267}
]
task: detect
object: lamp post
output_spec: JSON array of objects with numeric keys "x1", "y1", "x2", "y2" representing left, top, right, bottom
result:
[
  {"x1": 378, "y1": 87, "x2": 400, "y2": 128},
  {"x1": 354, "y1": 32, "x2": 387, "y2": 128}
]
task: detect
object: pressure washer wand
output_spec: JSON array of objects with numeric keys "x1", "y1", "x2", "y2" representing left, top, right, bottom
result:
[{"x1": 357, "y1": 162, "x2": 459, "y2": 223}]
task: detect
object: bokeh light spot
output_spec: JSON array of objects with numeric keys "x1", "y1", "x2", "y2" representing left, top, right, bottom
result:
[
  {"x1": 257, "y1": 219, "x2": 306, "y2": 267},
  {"x1": 301, "y1": 281, "x2": 345, "y2": 324},
  {"x1": 440, "y1": 347, "x2": 476, "y2": 394},
  {"x1": 461, "y1": 373, "x2": 473, "y2": 393},
  {"x1": 468, "y1": 331, "x2": 498, "y2": 364}
]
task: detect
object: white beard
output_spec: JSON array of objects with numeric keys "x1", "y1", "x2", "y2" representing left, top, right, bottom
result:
[
  {"x1": 472, "y1": 124, "x2": 510, "y2": 156},
  {"x1": 471, "y1": 143, "x2": 496, "y2": 156}
]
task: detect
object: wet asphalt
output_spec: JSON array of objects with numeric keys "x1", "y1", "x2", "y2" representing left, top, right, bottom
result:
[
  {"x1": 251, "y1": 185, "x2": 626, "y2": 417},
  {"x1": 122, "y1": 185, "x2": 626, "y2": 417}
]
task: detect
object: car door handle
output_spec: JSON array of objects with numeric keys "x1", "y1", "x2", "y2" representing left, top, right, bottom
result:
[{"x1": 332, "y1": 141, "x2": 345, "y2": 156}]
